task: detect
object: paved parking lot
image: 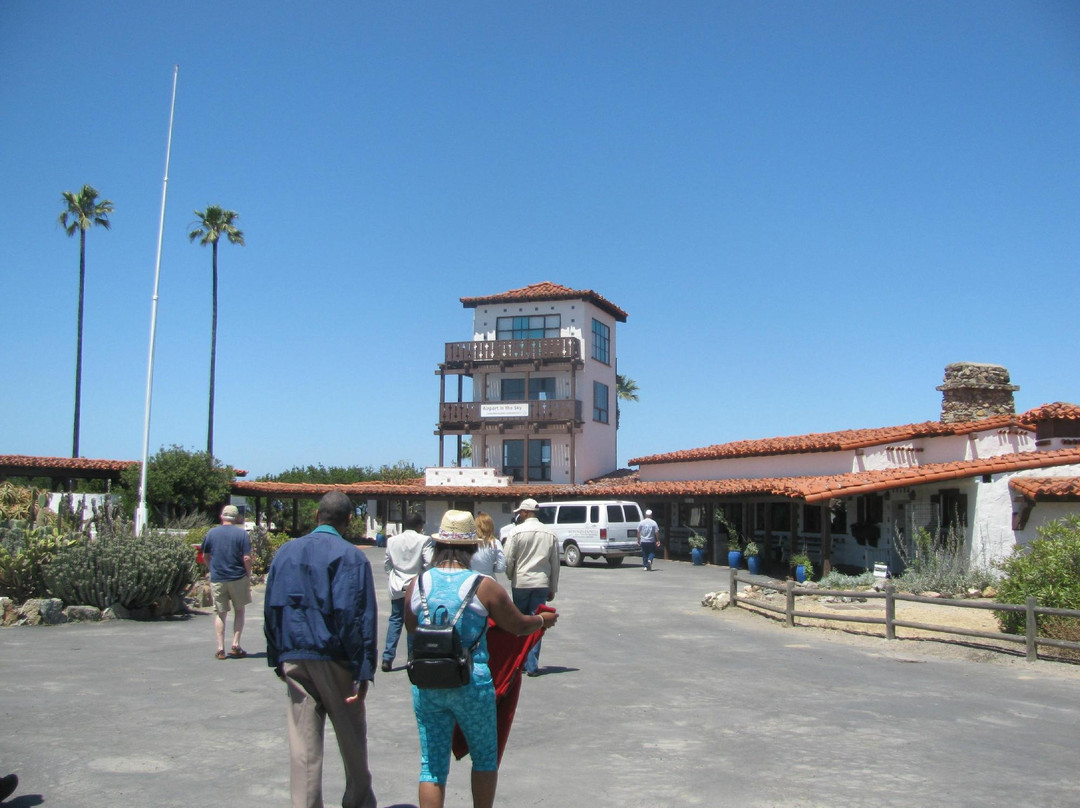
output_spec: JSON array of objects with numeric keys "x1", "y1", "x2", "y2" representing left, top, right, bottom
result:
[{"x1": 2, "y1": 549, "x2": 1080, "y2": 807}]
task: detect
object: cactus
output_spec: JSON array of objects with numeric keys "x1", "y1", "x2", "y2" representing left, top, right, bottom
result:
[{"x1": 44, "y1": 528, "x2": 197, "y2": 612}]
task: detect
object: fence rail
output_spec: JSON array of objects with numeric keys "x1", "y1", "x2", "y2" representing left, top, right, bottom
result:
[{"x1": 728, "y1": 568, "x2": 1080, "y2": 662}]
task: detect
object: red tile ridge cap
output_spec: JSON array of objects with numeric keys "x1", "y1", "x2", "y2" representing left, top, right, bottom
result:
[
  {"x1": 1018, "y1": 402, "x2": 1080, "y2": 424},
  {"x1": 1009, "y1": 476, "x2": 1080, "y2": 500}
]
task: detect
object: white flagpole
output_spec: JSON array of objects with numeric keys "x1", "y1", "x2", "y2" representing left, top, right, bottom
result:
[{"x1": 136, "y1": 64, "x2": 179, "y2": 536}]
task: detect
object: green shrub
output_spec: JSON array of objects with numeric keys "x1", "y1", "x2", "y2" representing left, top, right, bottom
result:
[
  {"x1": 0, "y1": 527, "x2": 80, "y2": 602},
  {"x1": 995, "y1": 514, "x2": 1080, "y2": 636},
  {"x1": 249, "y1": 526, "x2": 292, "y2": 576},
  {"x1": 44, "y1": 527, "x2": 197, "y2": 612},
  {"x1": 818, "y1": 570, "x2": 875, "y2": 589},
  {"x1": 893, "y1": 524, "x2": 993, "y2": 597}
]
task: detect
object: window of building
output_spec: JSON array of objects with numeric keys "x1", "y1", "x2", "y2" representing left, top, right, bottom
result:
[
  {"x1": 500, "y1": 377, "x2": 556, "y2": 401},
  {"x1": 802, "y1": 504, "x2": 822, "y2": 534},
  {"x1": 500, "y1": 379, "x2": 524, "y2": 401},
  {"x1": 593, "y1": 381, "x2": 609, "y2": 423},
  {"x1": 530, "y1": 377, "x2": 556, "y2": 400},
  {"x1": 591, "y1": 319, "x2": 610, "y2": 364},
  {"x1": 496, "y1": 315, "x2": 561, "y2": 341},
  {"x1": 501, "y1": 439, "x2": 551, "y2": 482}
]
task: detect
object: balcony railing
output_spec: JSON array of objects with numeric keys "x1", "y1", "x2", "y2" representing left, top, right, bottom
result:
[
  {"x1": 439, "y1": 399, "x2": 582, "y2": 427},
  {"x1": 443, "y1": 337, "x2": 581, "y2": 367}
]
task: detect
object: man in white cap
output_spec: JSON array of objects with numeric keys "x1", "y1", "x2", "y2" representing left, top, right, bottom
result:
[
  {"x1": 637, "y1": 508, "x2": 660, "y2": 571},
  {"x1": 201, "y1": 503, "x2": 253, "y2": 658},
  {"x1": 503, "y1": 498, "x2": 560, "y2": 676}
]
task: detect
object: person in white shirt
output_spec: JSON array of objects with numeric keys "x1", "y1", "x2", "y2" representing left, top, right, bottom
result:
[
  {"x1": 382, "y1": 512, "x2": 434, "y2": 672},
  {"x1": 503, "y1": 498, "x2": 560, "y2": 676},
  {"x1": 637, "y1": 509, "x2": 661, "y2": 571},
  {"x1": 470, "y1": 512, "x2": 506, "y2": 577}
]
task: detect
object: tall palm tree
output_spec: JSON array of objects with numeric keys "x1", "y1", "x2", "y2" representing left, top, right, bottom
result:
[
  {"x1": 616, "y1": 373, "x2": 639, "y2": 430},
  {"x1": 59, "y1": 185, "x2": 113, "y2": 458},
  {"x1": 188, "y1": 206, "x2": 244, "y2": 457}
]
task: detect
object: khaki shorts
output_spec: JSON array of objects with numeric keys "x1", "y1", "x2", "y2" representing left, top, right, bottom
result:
[{"x1": 211, "y1": 577, "x2": 252, "y2": 614}]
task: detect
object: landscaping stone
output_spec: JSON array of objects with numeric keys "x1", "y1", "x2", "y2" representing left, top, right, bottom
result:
[
  {"x1": 62, "y1": 605, "x2": 102, "y2": 622},
  {"x1": 20, "y1": 598, "x2": 66, "y2": 626}
]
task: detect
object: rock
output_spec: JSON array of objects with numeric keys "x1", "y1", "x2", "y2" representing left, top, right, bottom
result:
[
  {"x1": 63, "y1": 605, "x2": 102, "y2": 622},
  {"x1": 701, "y1": 591, "x2": 731, "y2": 610},
  {"x1": 103, "y1": 602, "x2": 130, "y2": 621},
  {"x1": 0, "y1": 597, "x2": 15, "y2": 626},
  {"x1": 187, "y1": 580, "x2": 213, "y2": 608},
  {"x1": 921, "y1": 591, "x2": 943, "y2": 599},
  {"x1": 982, "y1": 585, "x2": 998, "y2": 598},
  {"x1": 20, "y1": 598, "x2": 66, "y2": 625}
]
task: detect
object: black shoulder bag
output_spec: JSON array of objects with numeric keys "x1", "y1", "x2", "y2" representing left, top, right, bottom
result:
[{"x1": 407, "y1": 573, "x2": 487, "y2": 689}]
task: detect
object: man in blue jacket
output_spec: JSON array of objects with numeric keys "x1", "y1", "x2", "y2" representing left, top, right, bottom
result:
[{"x1": 264, "y1": 491, "x2": 378, "y2": 808}]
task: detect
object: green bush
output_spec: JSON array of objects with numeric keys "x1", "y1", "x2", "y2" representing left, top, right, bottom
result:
[
  {"x1": 44, "y1": 527, "x2": 197, "y2": 613},
  {"x1": 995, "y1": 514, "x2": 1080, "y2": 636},
  {"x1": 0, "y1": 527, "x2": 80, "y2": 602},
  {"x1": 249, "y1": 526, "x2": 292, "y2": 576},
  {"x1": 818, "y1": 570, "x2": 875, "y2": 589},
  {"x1": 893, "y1": 524, "x2": 993, "y2": 597}
]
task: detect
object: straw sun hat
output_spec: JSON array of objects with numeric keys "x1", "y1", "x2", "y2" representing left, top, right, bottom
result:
[{"x1": 432, "y1": 510, "x2": 480, "y2": 545}]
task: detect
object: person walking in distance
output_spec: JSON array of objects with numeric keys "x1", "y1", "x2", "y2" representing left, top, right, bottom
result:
[
  {"x1": 264, "y1": 491, "x2": 379, "y2": 808},
  {"x1": 201, "y1": 504, "x2": 252, "y2": 659},
  {"x1": 503, "y1": 498, "x2": 559, "y2": 677},
  {"x1": 383, "y1": 511, "x2": 434, "y2": 672},
  {"x1": 637, "y1": 509, "x2": 660, "y2": 571}
]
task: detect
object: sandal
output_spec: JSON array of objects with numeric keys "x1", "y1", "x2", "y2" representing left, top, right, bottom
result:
[
  {"x1": 215, "y1": 650, "x2": 227, "y2": 660},
  {"x1": 229, "y1": 645, "x2": 247, "y2": 658}
]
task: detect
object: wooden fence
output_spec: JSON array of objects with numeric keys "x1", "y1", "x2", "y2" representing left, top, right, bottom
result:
[{"x1": 728, "y1": 568, "x2": 1080, "y2": 662}]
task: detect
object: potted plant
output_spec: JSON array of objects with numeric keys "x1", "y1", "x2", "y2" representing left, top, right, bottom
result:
[
  {"x1": 743, "y1": 541, "x2": 762, "y2": 575},
  {"x1": 716, "y1": 509, "x2": 744, "y2": 569},
  {"x1": 791, "y1": 551, "x2": 814, "y2": 583},
  {"x1": 688, "y1": 533, "x2": 707, "y2": 566}
]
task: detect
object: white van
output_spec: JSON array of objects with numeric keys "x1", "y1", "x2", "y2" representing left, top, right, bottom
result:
[{"x1": 533, "y1": 500, "x2": 644, "y2": 567}]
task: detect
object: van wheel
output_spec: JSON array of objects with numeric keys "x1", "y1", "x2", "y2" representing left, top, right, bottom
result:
[
  {"x1": 605, "y1": 557, "x2": 625, "y2": 567},
  {"x1": 563, "y1": 543, "x2": 582, "y2": 567}
]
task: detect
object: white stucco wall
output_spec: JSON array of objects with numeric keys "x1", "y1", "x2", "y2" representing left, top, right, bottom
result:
[
  {"x1": 467, "y1": 297, "x2": 619, "y2": 483},
  {"x1": 639, "y1": 425, "x2": 1037, "y2": 482}
]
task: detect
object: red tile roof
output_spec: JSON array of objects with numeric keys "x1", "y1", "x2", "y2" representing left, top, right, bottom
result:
[
  {"x1": 232, "y1": 449, "x2": 1080, "y2": 505},
  {"x1": 0, "y1": 454, "x2": 137, "y2": 476},
  {"x1": 629, "y1": 414, "x2": 1030, "y2": 466},
  {"x1": 1009, "y1": 476, "x2": 1080, "y2": 501},
  {"x1": 460, "y1": 282, "x2": 628, "y2": 322},
  {"x1": 0, "y1": 455, "x2": 246, "y2": 478},
  {"x1": 1018, "y1": 402, "x2": 1080, "y2": 424}
]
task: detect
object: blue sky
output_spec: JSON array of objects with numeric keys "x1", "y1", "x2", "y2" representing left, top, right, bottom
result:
[{"x1": 2, "y1": 1, "x2": 1078, "y2": 478}]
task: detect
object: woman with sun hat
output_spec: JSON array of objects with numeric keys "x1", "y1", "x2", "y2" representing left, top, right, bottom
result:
[{"x1": 405, "y1": 510, "x2": 558, "y2": 808}]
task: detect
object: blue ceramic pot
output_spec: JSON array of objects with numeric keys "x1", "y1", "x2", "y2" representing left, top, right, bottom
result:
[
  {"x1": 727, "y1": 550, "x2": 743, "y2": 568},
  {"x1": 795, "y1": 564, "x2": 807, "y2": 583},
  {"x1": 746, "y1": 554, "x2": 762, "y2": 575},
  {"x1": 691, "y1": 547, "x2": 706, "y2": 566}
]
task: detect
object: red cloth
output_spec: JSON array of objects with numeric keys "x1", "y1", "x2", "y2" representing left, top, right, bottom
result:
[{"x1": 452, "y1": 604, "x2": 554, "y2": 763}]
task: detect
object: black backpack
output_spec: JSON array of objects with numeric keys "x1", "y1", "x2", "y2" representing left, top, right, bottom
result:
[{"x1": 407, "y1": 573, "x2": 487, "y2": 690}]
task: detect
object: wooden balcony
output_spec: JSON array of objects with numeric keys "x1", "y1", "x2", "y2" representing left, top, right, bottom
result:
[
  {"x1": 442, "y1": 337, "x2": 581, "y2": 370},
  {"x1": 438, "y1": 399, "x2": 582, "y2": 432}
]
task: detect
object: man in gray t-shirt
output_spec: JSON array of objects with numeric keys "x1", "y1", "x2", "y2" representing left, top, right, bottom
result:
[{"x1": 637, "y1": 510, "x2": 660, "y2": 571}]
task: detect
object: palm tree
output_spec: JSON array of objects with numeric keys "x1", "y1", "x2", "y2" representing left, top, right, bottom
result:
[
  {"x1": 59, "y1": 185, "x2": 113, "y2": 458},
  {"x1": 616, "y1": 374, "x2": 639, "y2": 430},
  {"x1": 189, "y1": 206, "x2": 244, "y2": 457}
]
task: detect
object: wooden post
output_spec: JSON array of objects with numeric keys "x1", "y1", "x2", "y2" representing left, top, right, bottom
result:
[
  {"x1": 729, "y1": 565, "x2": 738, "y2": 606},
  {"x1": 821, "y1": 502, "x2": 833, "y2": 576},
  {"x1": 885, "y1": 584, "x2": 896, "y2": 640},
  {"x1": 1026, "y1": 597, "x2": 1038, "y2": 661},
  {"x1": 785, "y1": 580, "x2": 795, "y2": 628}
]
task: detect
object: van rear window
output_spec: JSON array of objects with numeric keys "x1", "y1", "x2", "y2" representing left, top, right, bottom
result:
[
  {"x1": 557, "y1": 505, "x2": 588, "y2": 524},
  {"x1": 537, "y1": 507, "x2": 556, "y2": 525},
  {"x1": 606, "y1": 505, "x2": 624, "y2": 522}
]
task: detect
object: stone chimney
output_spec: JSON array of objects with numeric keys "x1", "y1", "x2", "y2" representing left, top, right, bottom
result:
[{"x1": 936, "y1": 362, "x2": 1019, "y2": 424}]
